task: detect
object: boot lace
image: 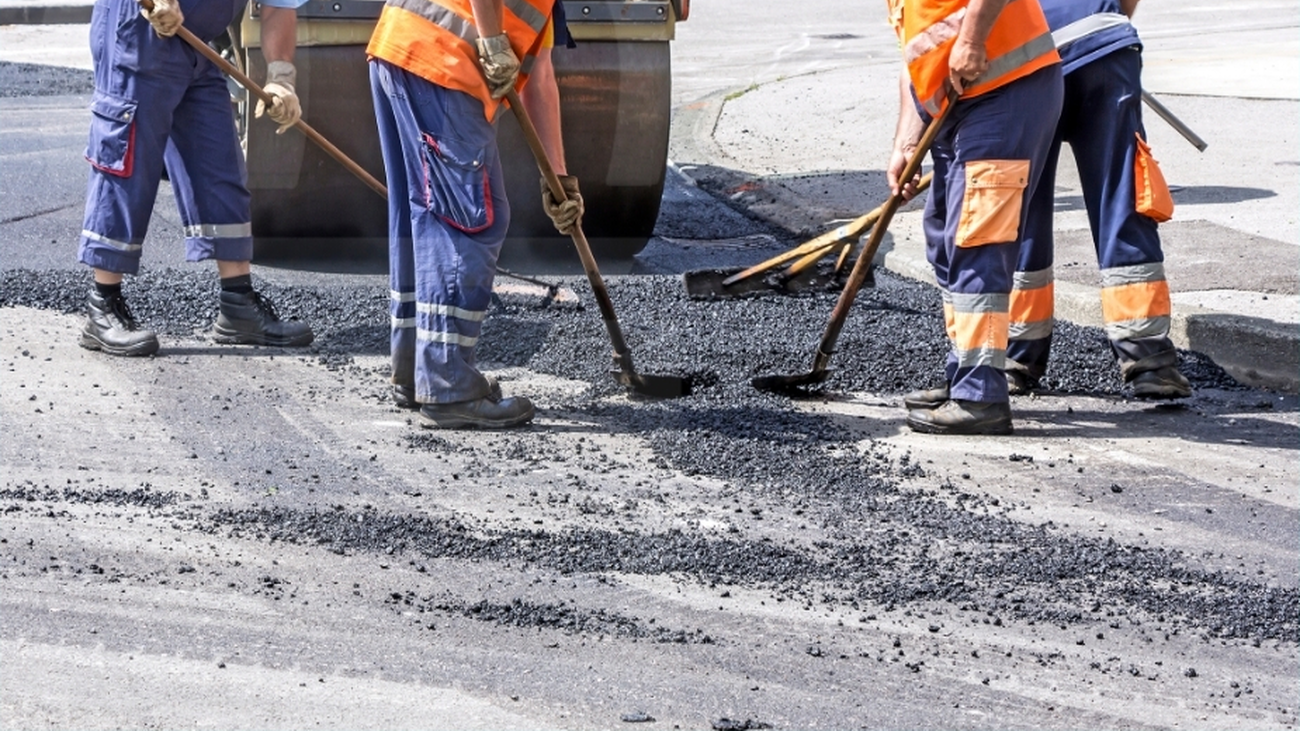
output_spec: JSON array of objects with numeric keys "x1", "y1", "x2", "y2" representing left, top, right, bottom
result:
[
  {"x1": 249, "y1": 291, "x2": 283, "y2": 322},
  {"x1": 107, "y1": 294, "x2": 142, "y2": 331}
]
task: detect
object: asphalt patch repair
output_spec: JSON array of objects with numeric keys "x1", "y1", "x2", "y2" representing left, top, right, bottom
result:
[{"x1": 2, "y1": 266, "x2": 1291, "y2": 644}]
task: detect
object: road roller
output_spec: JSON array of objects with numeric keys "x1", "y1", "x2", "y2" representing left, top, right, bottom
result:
[{"x1": 236, "y1": 0, "x2": 687, "y2": 270}]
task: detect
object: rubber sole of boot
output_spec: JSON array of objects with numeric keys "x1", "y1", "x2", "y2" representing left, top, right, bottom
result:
[
  {"x1": 1132, "y1": 384, "x2": 1192, "y2": 400},
  {"x1": 212, "y1": 325, "x2": 314, "y2": 348},
  {"x1": 418, "y1": 407, "x2": 534, "y2": 430},
  {"x1": 905, "y1": 410, "x2": 1014, "y2": 436},
  {"x1": 79, "y1": 330, "x2": 159, "y2": 357}
]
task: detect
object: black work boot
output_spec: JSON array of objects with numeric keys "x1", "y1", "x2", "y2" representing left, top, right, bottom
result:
[
  {"x1": 419, "y1": 395, "x2": 535, "y2": 429},
  {"x1": 1130, "y1": 366, "x2": 1192, "y2": 400},
  {"x1": 1005, "y1": 368, "x2": 1038, "y2": 396},
  {"x1": 213, "y1": 290, "x2": 314, "y2": 347},
  {"x1": 394, "y1": 375, "x2": 501, "y2": 409},
  {"x1": 903, "y1": 385, "x2": 950, "y2": 410},
  {"x1": 80, "y1": 290, "x2": 159, "y2": 357},
  {"x1": 906, "y1": 399, "x2": 1013, "y2": 435}
]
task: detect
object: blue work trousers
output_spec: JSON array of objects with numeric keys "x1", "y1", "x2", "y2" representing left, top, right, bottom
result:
[
  {"x1": 78, "y1": 0, "x2": 252, "y2": 274},
  {"x1": 1012, "y1": 48, "x2": 1176, "y2": 377},
  {"x1": 924, "y1": 65, "x2": 1064, "y2": 402},
  {"x1": 370, "y1": 60, "x2": 508, "y2": 405}
]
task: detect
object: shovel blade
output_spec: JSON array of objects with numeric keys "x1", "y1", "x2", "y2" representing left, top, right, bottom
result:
[
  {"x1": 614, "y1": 370, "x2": 693, "y2": 398},
  {"x1": 682, "y1": 266, "x2": 854, "y2": 300},
  {"x1": 751, "y1": 369, "x2": 831, "y2": 394}
]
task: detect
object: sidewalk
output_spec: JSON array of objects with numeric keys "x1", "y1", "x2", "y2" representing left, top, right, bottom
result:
[{"x1": 669, "y1": 63, "x2": 1300, "y2": 392}]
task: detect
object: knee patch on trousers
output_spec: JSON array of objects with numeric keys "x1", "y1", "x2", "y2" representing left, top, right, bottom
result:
[{"x1": 957, "y1": 159, "x2": 1029, "y2": 248}]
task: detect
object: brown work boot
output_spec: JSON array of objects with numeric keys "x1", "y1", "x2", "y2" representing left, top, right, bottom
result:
[
  {"x1": 419, "y1": 395, "x2": 534, "y2": 429},
  {"x1": 1130, "y1": 366, "x2": 1192, "y2": 400},
  {"x1": 903, "y1": 385, "x2": 950, "y2": 410},
  {"x1": 906, "y1": 399, "x2": 1013, "y2": 435},
  {"x1": 394, "y1": 375, "x2": 501, "y2": 409}
]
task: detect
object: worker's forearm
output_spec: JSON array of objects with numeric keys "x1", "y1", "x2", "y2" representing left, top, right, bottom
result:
[
  {"x1": 520, "y1": 50, "x2": 567, "y2": 175},
  {"x1": 893, "y1": 70, "x2": 925, "y2": 150},
  {"x1": 958, "y1": 0, "x2": 1009, "y2": 45},
  {"x1": 470, "y1": 0, "x2": 505, "y2": 37},
  {"x1": 1119, "y1": 0, "x2": 1140, "y2": 18},
  {"x1": 260, "y1": 6, "x2": 297, "y2": 64}
]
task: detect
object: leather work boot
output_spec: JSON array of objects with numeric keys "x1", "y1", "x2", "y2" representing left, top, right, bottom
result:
[
  {"x1": 1005, "y1": 368, "x2": 1037, "y2": 396},
  {"x1": 393, "y1": 375, "x2": 501, "y2": 409},
  {"x1": 419, "y1": 395, "x2": 535, "y2": 429},
  {"x1": 1130, "y1": 366, "x2": 1192, "y2": 400},
  {"x1": 212, "y1": 291, "x2": 314, "y2": 347},
  {"x1": 79, "y1": 290, "x2": 159, "y2": 357},
  {"x1": 906, "y1": 399, "x2": 1013, "y2": 435},
  {"x1": 903, "y1": 385, "x2": 950, "y2": 410}
]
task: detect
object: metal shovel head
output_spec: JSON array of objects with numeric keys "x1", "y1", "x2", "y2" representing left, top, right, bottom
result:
[
  {"x1": 751, "y1": 368, "x2": 831, "y2": 394},
  {"x1": 613, "y1": 370, "x2": 693, "y2": 398}
]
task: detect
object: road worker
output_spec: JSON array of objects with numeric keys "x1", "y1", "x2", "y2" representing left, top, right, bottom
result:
[
  {"x1": 888, "y1": 0, "x2": 1064, "y2": 435},
  {"x1": 1005, "y1": 0, "x2": 1192, "y2": 399},
  {"x1": 367, "y1": 0, "x2": 579, "y2": 429},
  {"x1": 78, "y1": 0, "x2": 314, "y2": 356}
]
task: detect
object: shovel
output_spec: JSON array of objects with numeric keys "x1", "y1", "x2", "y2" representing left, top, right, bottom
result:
[
  {"x1": 505, "y1": 89, "x2": 692, "y2": 398},
  {"x1": 752, "y1": 94, "x2": 955, "y2": 394},
  {"x1": 682, "y1": 172, "x2": 931, "y2": 299}
]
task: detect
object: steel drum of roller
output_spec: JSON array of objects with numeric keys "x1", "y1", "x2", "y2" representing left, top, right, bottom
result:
[{"x1": 238, "y1": 0, "x2": 686, "y2": 272}]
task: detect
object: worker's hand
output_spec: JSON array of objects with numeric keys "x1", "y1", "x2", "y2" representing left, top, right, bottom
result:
[
  {"x1": 947, "y1": 36, "x2": 989, "y2": 95},
  {"x1": 541, "y1": 175, "x2": 583, "y2": 235},
  {"x1": 887, "y1": 145, "x2": 922, "y2": 201},
  {"x1": 476, "y1": 34, "x2": 520, "y2": 100},
  {"x1": 254, "y1": 61, "x2": 301, "y2": 134},
  {"x1": 140, "y1": 0, "x2": 184, "y2": 37}
]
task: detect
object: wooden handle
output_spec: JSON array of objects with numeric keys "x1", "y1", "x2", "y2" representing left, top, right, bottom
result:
[
  {"x1": 504, "y1": 88, "x2": 634, "y2": 364},
  {"x1": 137, "y1": 0, "x2": 388, "y2": 200}
]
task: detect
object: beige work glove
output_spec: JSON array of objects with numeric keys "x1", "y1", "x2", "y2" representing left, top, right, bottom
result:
[
  {"x1": 255, "y1": 61, "x2": 302, "y2": 134},
  {"x1": 140, "y1": 0, "x2": 184, "y2": 37},
  {"x1": 541, "y1": 175, "x2": 583, "y2": 235},
  {"x1": 475, "y1": 34, "x2": 520, "y2": 100}
]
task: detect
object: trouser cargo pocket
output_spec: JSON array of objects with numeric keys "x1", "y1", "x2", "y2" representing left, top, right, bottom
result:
[
  {"x1": 421, "y1": 132, "x2": 492, "y2": 233},
  {"x1": 957, "y1": 159, "x2": 1029, "y2": 247},
  {"x1": 85, "y1": 90, "x2": 138, "y2": 178}
]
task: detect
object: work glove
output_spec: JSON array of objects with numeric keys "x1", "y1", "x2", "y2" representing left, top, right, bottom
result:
[
  {"x1": 475, "y1": 34, "x2": 520, "y2": 100},
  {"x1": 140, "y1": 0, "x2": 184, "y2": 37},
  {"x1": 540, "y1": 175, "x2": 583, "y2": 235},
  {"x1": 255, "y1": 60, "x2": 302, "y2": 134}
]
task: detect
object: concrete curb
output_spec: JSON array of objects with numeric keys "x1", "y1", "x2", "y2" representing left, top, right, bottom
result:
[{"x1": 671, "y1": 87, "x2": 1300, "y2": 394}]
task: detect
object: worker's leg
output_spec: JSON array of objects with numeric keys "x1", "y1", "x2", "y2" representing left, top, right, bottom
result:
[
  {"x1": 371, "y1": 60, "x2": 420, "y2": 405},
  {"x1": 167, "y1": 60, "x2": 313, "y2": 346},
  {"x1": 371, "y1": 61, "x2": 532, "y2": 427},
  {"x1": 908, "y1": 65, "x2": 1063, "y2": 434},
  {"x1": 76, "y1": 0, "x2": 186, "y2": 355},
  {"x1": 1005, "y1": 125, "x2": 1064, "y2": 387},
  {"x1": 1070, "y1": 49, "x2": 1186, "y2": 396}
]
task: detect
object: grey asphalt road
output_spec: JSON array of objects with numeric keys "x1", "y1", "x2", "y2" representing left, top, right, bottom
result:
[{"x1": 2, "y1": 2, "x2": 1298, "y2": 729}]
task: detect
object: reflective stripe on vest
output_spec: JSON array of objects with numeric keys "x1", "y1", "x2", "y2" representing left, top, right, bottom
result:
[
  {"x1": 900, "y1": 0, "x2": 1061, "y2": 115},
  {"x1": 367, "y1": 0, "x2": 551, "y2": 121},
  {"x1": 1100, "y1": 263, "x2": 1171, "y2": 341},
  {"x1": 1009, "y1": 266, "x2": 1054, "y2": 341},
  {"x1": 1051, "y1": 12, "x2": 1130, "y2": 50},
  {"x1": 949, "y1": 291, "x2": 1010, "y2": 369}
]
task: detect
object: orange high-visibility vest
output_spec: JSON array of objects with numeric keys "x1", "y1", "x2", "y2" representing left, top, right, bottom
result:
[
  {"x1": 889, "y1": 0, "x2": 1060, "y2": 115},
  {"x1": 367, "y1": 0, "x2": 553, "y2": 121}
]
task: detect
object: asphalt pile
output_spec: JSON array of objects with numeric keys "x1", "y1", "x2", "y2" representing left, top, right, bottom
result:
[
  {"x1": 0, "y1": 61, "x2": 94, "y2": 98},
  {"x1": 7, "y1": 266, "x2": 1290, "y2": 647}
]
